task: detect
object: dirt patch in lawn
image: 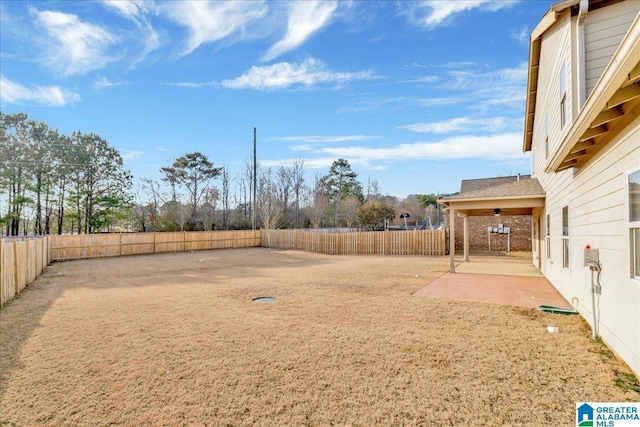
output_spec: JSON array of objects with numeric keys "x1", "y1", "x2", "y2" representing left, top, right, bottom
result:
[{"x1": 1, "y1": 248, "x2": 636, "y2": 426}]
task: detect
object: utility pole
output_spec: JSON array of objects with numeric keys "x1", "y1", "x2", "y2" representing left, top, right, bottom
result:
[{"x1": 252, "y1": 127, "x2": 257, "y2": 230}]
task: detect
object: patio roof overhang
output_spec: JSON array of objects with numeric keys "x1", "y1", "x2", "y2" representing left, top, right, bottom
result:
[{"x1": 438, "y1": 194, "x2": 546, "y2": 217}]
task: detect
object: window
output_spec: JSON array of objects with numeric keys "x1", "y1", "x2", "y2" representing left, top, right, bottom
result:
[
  {"x1": 560, "y1": 61, "x2": 568, "y2": 129},
  {"x1": 629, "y1": 169, "x2": 640, "y2": 278},
  {"x1": 532, "y1": 151, "x2": 536, "y2": 176},
  {"x1": 562, "y1": 206, "x2": 569, "y2": 268},
  {"x1": 546, "y1": 213, "x2": 551, "y2": 259},
  {"x1": 544, "y1": 115, "x2": 549, "y2": 159}
]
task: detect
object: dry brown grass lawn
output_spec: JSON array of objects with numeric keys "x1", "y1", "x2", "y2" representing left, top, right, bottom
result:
[{"x1": 1, "y1": 248, "x2": 637, "y2": 426}]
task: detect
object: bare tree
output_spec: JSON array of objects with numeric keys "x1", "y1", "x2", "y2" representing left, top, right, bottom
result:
[
  {"x1": 276, "y1": 164, "x2": 293, "y2": 227},
  {"x1": 366, "y1": 177, "x2": 382, "y2": 202},
  {"x1": 200, "y1": 187, "x2": 219, "y2": 231},
  {"x1": 306, "y1": 173, "x2": 330, "y2": 229},
  {"x1": 290, "y1": 159, "x2": 306, "y2": 228},
  {"x1": 338, "y1": 195, "x2": 361, "y2": 228},
  {"x1": 256, "y1": 168, "x2": 281, "y2": 230},
  {"x1": 221, "y1": 165, "x2": 230, "y2": 229}
]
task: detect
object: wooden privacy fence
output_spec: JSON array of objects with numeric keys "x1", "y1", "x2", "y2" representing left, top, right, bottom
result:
[
  {"x1": 261, "y1": 229, "x2": 446, "y2": 256},
  {"x1": 50, "y1": 230, "x2": 262, "y2": 261},
  {"x1": 1, "y1": 229, "x2": 445, "y2": 307},
  {"x1": 1, "y1": 236, "x2": 51, "y2": 307}
]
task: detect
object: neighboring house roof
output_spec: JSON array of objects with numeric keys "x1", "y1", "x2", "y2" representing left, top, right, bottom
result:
[
  {"x1": 438, "y1": 178, "x2": 545, "y2": 216},
  {"x1": 460, "y1": 175, "x2": 531, "y2": 193},
  {"x1": 524, "y1": 0, "x2": 640, "y2": 172}
]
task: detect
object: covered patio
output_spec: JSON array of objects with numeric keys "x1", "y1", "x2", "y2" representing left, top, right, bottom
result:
[
  {"x1": 418, "y1": 179, "x2": 570, "y2": 308},
  {"x1": 438, "y1": 178, "x2": 546, "y2": 273}
]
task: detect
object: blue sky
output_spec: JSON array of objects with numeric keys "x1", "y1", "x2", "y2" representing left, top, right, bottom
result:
[{"x1": 0, "y1": 0, "x2": 551, "y2": 198}]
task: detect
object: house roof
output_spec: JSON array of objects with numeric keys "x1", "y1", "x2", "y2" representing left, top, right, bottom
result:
[
  {"x1": 438, "y1": 178, "x2": 545, "y2": 216},
  {"x1": 460, "y1": 175, "x2": 531, "y2": 193},
  {"x1": 524, "y1": 0, "x2": 640, "y2": 172}
]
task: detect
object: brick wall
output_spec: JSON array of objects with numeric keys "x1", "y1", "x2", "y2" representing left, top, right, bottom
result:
[{"x1": 453, "y1": 215, "x2": 532, "y2": 252}]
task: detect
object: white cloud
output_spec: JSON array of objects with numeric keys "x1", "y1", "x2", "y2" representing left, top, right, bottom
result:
[
  {"x1": 165, "y1": 81, "x2": 219, "y2": 88},
  {"x1": 93, "y1": 76, "x2": 131, "y2": 91},
  {"x1": 30, "y1": 7, "x2": 119, "y2": 76},
  {"x1": 221, "y1": 58, "x2": 374, "y2": 90},
  {"x1": 101, "y1": 0, "x2": 161, "y2": 65},
  {"x1": 511, "y1": 25, "x2": 530, "y2": 44},
  {"x1": 410, "y1": 0, "x2": 517, "y2": 29},
  {"x1": 399, "y1": 117, "x2": 507, "y2": 134},
  {"x1": 269, "y1": 134, "x2": 377, "y2": 143},
  {"x1": 314, "y1": 132, "x2": 526, "y2": 163},
  {"x1": 162, "y1": 1, "x2": 268, "y2": 56},
  {"x1": 263, "y1": 1, "x2": 338, "y2": 61},
  {"x1": 101, "y1": 0, "x2": 152, "y2": 18},
  {"x1": 120, "y1": 150, "x2": 144, "y2": 161},
  {"x1": 441, "y1": 62, "x2": 528, "y2": 110},
  {"x1": 0, "y1": 75, "x2": 80, "y2": 106}
]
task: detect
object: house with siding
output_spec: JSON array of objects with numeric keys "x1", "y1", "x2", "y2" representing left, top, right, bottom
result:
[{"x1": 440, "y1": 0, "x2": 640, "y2": 376}]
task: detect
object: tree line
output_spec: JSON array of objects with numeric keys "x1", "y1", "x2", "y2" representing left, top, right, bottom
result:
[
  {"x1": 1, "y1": 112, "x2": 449, "y2": 236},
  {"x1": 1, "y1": 112, "x2": 132, "y2": 236}
]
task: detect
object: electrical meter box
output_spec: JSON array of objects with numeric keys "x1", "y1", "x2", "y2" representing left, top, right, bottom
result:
[{"x1": 584, "y1": 248, "x2": 599, "y2": 267}]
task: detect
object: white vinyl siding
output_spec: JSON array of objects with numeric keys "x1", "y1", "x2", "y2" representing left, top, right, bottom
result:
[
  {"x1": 541, "y1": 116, "x2": 640, "y2": 376},
  {"x1": 584, "y1": 1, "x2": 640, "y2": 97},
  {"x1": 527, "y1": 0, "x2": 640, "y2": 381}
]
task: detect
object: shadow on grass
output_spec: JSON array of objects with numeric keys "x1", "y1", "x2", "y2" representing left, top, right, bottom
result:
[{"x1": 0, "y1": 264, "x2": 67, "y2": 395}]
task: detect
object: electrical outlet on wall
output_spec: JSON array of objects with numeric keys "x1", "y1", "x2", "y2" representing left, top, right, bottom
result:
[{"x1": 572, "y1": 297, "x2": 579, "y2": 308}]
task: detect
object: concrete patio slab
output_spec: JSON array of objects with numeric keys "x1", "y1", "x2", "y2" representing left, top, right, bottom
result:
[
  {"x1": 453, "y1": 261, "x2": 543, "y2": 277},
  {"x1": 413, "y1": 270, "x2": 572, "y2": 309}
]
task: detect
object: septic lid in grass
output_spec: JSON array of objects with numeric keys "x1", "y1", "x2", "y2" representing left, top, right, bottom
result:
[{"x1": 252, "y1": 296, "x2": 276, "y2": 303}]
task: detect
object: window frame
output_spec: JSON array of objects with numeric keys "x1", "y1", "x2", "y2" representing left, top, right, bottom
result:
[
  {"x1": 559, "y1": 61, "x2": 568, "y2": 129},
  {"x1": 562, "y1": 206, "x2": 569, "y2": 269},
  {"x1": 546, "y1": 213, "x2": 551, "y2": 259},
  {"x1": 627, "y1": 166, "x2": 640, "y2": 279}
]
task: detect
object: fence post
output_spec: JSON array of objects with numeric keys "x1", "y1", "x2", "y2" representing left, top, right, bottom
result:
[
  {"x1": 412, "y1": 229, "x2": 417, "y2": 255},
  {"x1": 13, "y1": 239, "x2": 20, "y2": 296}
]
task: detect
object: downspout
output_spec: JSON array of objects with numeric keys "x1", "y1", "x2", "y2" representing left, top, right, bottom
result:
[{"x1": 577, "y1": 0, "x2": 589, "y2": 108}]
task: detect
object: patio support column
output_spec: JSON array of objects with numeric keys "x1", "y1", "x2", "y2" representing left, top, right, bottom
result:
[
  {"x1": 463, "y1": 214, "x2": 469, "y2": 262},
  {"x1": 449, "y1": 208, "x2": 456, "y2": 273}
]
